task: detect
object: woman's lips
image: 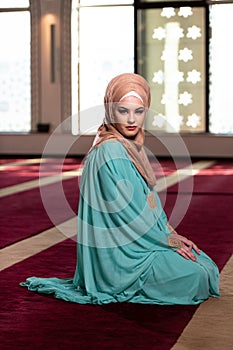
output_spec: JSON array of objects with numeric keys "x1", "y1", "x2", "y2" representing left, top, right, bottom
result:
[{"x1": 126, "y1": 126, "x2": 137, "y2": 131}]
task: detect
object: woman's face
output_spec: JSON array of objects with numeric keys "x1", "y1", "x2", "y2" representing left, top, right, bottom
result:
[{"x1": 112, "y1": 96, "x2": 147, "y2": 138}]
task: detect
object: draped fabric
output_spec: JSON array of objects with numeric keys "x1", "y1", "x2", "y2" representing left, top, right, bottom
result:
[
  {"x1": 21, "y1": 141, "x2": 220, "y2": 305},
  {"x1": 90, "y1": 124, "x2": 156, "y2": 189},
  {"x1": 90, "y1": 72, "x2": 156, "y2": 189}
]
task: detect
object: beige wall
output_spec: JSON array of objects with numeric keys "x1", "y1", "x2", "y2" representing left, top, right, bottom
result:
[{"x1": 1, "y1": 133, "x2": 232, "y2": 158}]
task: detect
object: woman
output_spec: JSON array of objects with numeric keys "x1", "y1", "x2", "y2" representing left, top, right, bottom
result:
[{"x1": 21, "y1": 73, "x2": 220, "y2": 305}]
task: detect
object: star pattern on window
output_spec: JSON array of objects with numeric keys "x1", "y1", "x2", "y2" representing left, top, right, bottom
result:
[
  {"x1": 186, "y1": 113, "x2": 201, "y2": 128},
  {"x1": 152, "y1": 113, "x2": 165, "y2": 128},
  {"x1": 148, "y1": 5, "x2": 206, "y2": 132},
  {"x1": 161, "y1": 94, "x2": 173, "y2": 105},
  {"x1": 186, "y1": 70, "x2": 201, "y2": 84},
  {"x1": 178, "y1": 48, "x2": 193, "y2": 62},
  {"x1": 168, "y1": 26, "x2": 184, "y2": 39},
  {"x1": 152, "y1": 70, "x2": 164, "y2": 84},
  {"x1": 187, "y1": 25, "x2": 201, "y2": 40},
  {"x1": 168, "y1": 115, "x2": 184, "y2": 129},
  {"x1": 178, "y1": 7, "x2": 193, "y2": 18},
  {"x1": 161, "y1": 7, "x2": 176, "y2": 19},
  {"x1": 153, "y1": 70, "x2": 184, "y2": 84},
  {"x1": 179, "y1": 91, "x2": 192, "y2": 106},
  {"x1": 152, "y1": 27, "x2": 166, "y2": 40}
]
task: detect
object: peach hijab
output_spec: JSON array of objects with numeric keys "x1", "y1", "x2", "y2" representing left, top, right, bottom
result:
[{"x1": 90, "y1": 73, "x2": 156, "y2": 189}]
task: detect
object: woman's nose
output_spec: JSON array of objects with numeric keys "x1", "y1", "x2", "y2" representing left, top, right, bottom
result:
[{"x1": 127, "y1": 112, "x2": 135, "y2": 124}]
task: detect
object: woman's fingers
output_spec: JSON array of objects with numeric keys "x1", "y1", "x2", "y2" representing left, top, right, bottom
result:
[
  {"x1": 177, "y1": 246, "x2": 197, "y2": 262},
  {"x1": 170, "y1": 233, "x2": 201, "y2": 260},
  {"x1": 192, "y1": 243, "x2": 201, "y2": 254},
  {"x1": 174, "y1": 234, "x2": 201, "y2": 255},
  {"x1": 186, "y1": 241, "x2": 200, "y2": 255}
]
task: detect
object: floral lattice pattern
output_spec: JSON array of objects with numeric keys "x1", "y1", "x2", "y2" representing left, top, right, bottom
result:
[{"x1": 138, "y1": 6, "x2": 205, "y2": 132}]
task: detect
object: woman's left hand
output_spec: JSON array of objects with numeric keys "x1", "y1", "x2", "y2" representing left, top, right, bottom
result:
[{"x1": 172, "y1": 233, "x2": 201, "y2": 262}]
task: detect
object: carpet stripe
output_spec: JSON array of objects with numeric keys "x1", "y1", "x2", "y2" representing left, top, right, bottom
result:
[
  {"x1": 171, "y1": 254, "x2": 233, "y2": 350},
  {"x1": 0, "y1": 168, "x2": 83, "y2": 198},
  {"x1": 155, "y1": 160, "x2": 215, "y2": 192},
  {"x1": 0, "y1": 160, "x2": 214, "y2": 198},
  {"x1": 0, "y1": 217, "x2": 76, "y2": 271},
  {"x1": 0, "y1": 158, "x2": 47, "y2": 170}
]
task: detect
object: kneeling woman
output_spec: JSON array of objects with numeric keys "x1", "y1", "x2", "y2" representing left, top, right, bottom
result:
[{"x1": 21, "y1": 73, "x2": 220, "y2": 305}]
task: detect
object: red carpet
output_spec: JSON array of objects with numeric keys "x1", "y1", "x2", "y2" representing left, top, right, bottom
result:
[
  {"x1": 164, "y1": 161, "x2": 233, "y2": 271},
  {"x1": 0, "y1": 158, "x2": 83, "y2": 188},
  {"x1": 1, "y1": 238, "x2": 198, "y2": 350},
  {"x1": 0, "y1": 158, "x2": 28, "y2": 165},
  {"x1": 167, "y1": 161, "x2": 233, "y2": 194},
  {"x1": 0, "y1": 178, "x2": 79, "y2": 248},
  {"x1": 1, "y1": 158, "x2": 233, "y2": 350},
  {"x1": 150, "y1": 158, "x2": 194, "y2": 182},
  {"x1": 0, "y1": 158, "x2": 82, "y2": 247}
]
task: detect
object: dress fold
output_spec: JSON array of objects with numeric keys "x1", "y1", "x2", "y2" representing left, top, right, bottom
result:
[{"x1": 20, "y1": 141, "x2": 220, "y2": 305}]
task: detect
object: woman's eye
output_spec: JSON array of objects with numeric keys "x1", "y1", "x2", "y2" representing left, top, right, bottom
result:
[
  {"x1": 135, "y1": 108, "x2": 145, "y2": 114},
  {"x1": 118, "y1": 108, "x2": 128, "y2": 114}
]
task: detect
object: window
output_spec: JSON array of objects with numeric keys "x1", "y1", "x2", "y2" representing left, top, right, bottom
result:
[
  {"x1": 71, "y1": 0, "x2": 134, "y2": 134},
  {"x1": 0, "y1": 0, "x2": 29, "y2": 7},
  {"x1": 137, "y1": 5, "x2": 206, "y2": 133},
  {"x1": 137, "y1": 1, "x2": 233, "y2": 134},
  {"x1": 209, "y1": 3, "x2": 233, "y2": 134},
  {"x1": 0, "y1": 0, "x2": 30, "y2": 132}
]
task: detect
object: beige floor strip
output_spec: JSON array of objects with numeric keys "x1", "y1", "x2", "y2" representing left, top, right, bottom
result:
[
  {"x1": 0, "y1": 217, "x2": 77, "y2": 271},
  {"x1": 0, "y1": 168, "x2": 83, "y2": 198},
  {"x1": 171, "y1": 254, "x2": 233, "y2": 350},
  {"x1": 155, "y1": 160, "x2": 215, "y2": 192},
  {"x1": 0, "y1": 158, "x2": 48, "y2": 170},
  {"x1": 0, "y1": 160, "x2": 215, "y2": 198}
]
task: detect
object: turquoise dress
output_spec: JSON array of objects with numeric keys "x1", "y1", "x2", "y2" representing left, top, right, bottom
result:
[{"x1": 21, "y1": 141, "x2": 220, "y2": 305}]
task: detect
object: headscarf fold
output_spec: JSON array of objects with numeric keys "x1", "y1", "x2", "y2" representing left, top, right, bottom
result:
[{"x1": 90, "y1": 73, "x2": 156, "y2": 189}]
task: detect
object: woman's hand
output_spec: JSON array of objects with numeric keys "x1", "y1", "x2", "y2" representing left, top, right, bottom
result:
[{"x1": 172, "y1": 233, "x2": 201, "y2": 262}]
